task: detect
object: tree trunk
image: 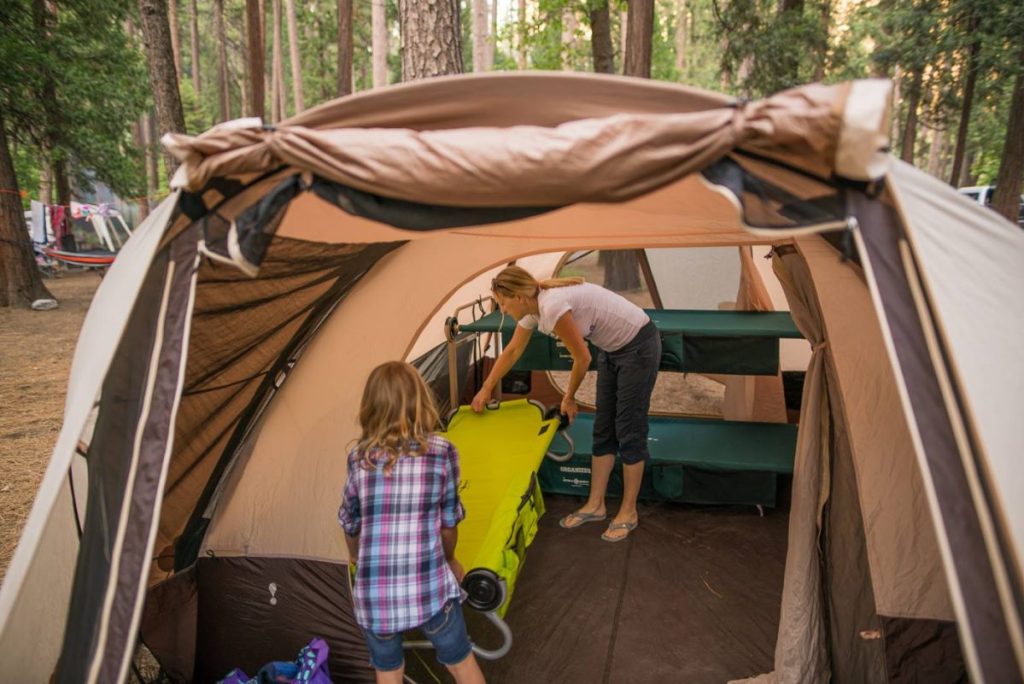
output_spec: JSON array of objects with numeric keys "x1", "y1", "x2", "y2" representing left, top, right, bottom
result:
[
  {"x1": 674, "y1": 0, "x2": 687, "y2": 75},
  {"x1": 992, "y1": 62, "x2": 1024, "y2": 224},
  {"x1": 337, "y1": 0, "x2": 353, "y2": 95},
  {"x1": 0, "y1": 119, "x2": 53, "y2": 308},
  {"x1": 900, "y1": 68, "x2": 923, "y2": 163},
  {"x1": 619, "y1": 9, "x2": 628, "y2": 70},
  {"x1": 949, "y1": 15, "x2": 981, "y2": 188},
  {"x1": 398, "y1": 0, "x2": 464, "y2": 80},
  {"x1": 139, "y1": 0, "x2": 187, "y2": 175},
  {"x1": 213, "y1": 0, "x2": 230, "y2": 121},
  {"x1": 372, "y1": 0, "x2": 388, "y2": 87},
  {"x1": 146, "y1": 111, "x2": 160, "y2": 204},
  {"x1": 38, "y1": 164, "x2": 52, "y2": 205},
  {"x1": 623, "y1": 0, "x2": 653, "y2": 78},
  {"x1": 133, "y1": 117, "x2": 151, "y2": 221},
  {"x1": 245, "y1": 0, "x2": 265, "y2": 118},
  {"x1": 516, "y1": 0, "x2": 527, "y2": 69},
  {"x1": 487, "y1": 0, "x2": 496, "y2": 70},
  {"x1": 814, "y1": 0, "x2": 829, "y2": 81},
  {"x1": 472, "y1": 0, "x2": 487, "y2": 72},
  {"x1": 961, "y1": 148, "x2": 977, "y2": 186},
  {"x1": 53, "y1": 158, "x2": 71, "y2": 209},
  {"x1": 34, "y1": 0, "x2": 66, "y2": 206},
  {"x1": 562, "y1": 7, "x2": 577, "y2": 71},
  {"x1": 168, "y1": 0, "x2": 182, "y2": 80},
  {"x1": 590, "y1": 1, "x2": 614, "y2": 75},
  {"x1": 602, "y1": 251, "x2": 642, "y2": 291},
  {"x1": 190, "y1": 0, "x2": 200, "y2": 94},
  {"x1": 889, "y1": 65, "x2": 902, "y2": 142},
  {"x1": 926, "y1": 126, "x2": 944, "y2": 178},
  {"x1": 271, "y1": 0, "x2": 284, "y2": 120},
  {"x1": 285, "y1": 0, "x2": 304, "y2": 112}
]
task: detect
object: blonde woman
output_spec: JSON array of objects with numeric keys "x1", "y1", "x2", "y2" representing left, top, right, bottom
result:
[
  {"x1": 339, "y1": 361, "x2": 485, "y2": 684},
  {"x1": 470, "y1": 265, "x2": 660, "y2": 542}
]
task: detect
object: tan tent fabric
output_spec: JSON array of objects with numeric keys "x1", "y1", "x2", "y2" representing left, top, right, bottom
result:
[
  {"x1": 200, "y1": 228, "x2": 783, "y2": 560},
  {"x1": 735, "y1": 235, "x2": 955, "y2": 683},
  {"x1": 889, "y1": 162, "x2": 1024, "y2": 582},
  {"x1": 835, "y1": 79, "x2": 893, "y2": 181},
  {"x1": 797, "y1": 235, "x2": 952, "y2": 621},
  {"x1": 290, "y1": 71, "x2": 733, "y2": 131},
  {"x1": 276, "y1": 173, "x2": 767, "y2": 246},
  {"x1": 722, "y1": 246, "x2": 788, "y2": 423},
  {"x1": 164, "y1": 79, "x2": 862, "y2": 207}
]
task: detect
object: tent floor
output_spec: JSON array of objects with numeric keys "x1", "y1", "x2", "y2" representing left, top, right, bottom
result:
[{"x1": 409, "y1": 492, "x2": 789, "y2": 684}]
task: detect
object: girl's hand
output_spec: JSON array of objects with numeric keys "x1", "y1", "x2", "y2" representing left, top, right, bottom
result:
[
  {"x1": 560, "y1": 396, "x2": 578, "y2": 424},
  {"x1": 448, "y1": 558, "x2": 466, "y2": 583},
  {"x1": 470, "y1": 389, "x2": 489, "y2": 413}
]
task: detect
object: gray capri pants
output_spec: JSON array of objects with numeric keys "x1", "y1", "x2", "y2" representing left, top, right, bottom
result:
[{"x1": 591, "y1": 320, "x2": 661, "y2": 465}]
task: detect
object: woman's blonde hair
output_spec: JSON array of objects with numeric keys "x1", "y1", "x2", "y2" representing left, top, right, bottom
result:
[
  {"x1": 354, "y1": 361, "x2": 440, "y2": 474},
  {"x1": 490, "y1": 265, "x2": 583, "y2": 299}
]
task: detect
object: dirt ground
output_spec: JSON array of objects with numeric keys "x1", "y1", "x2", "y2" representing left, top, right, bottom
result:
[{"x1": 0, "y1": 269, "x2": 100, "y2": 582}]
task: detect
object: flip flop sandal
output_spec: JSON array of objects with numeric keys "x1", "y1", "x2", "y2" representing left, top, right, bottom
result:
[
  {"x1": 559, "y1": 510, "x2": 607, "y2": 529},
  {"x1": 601, "y1": 520, "x2": 639, "y2": 542}
]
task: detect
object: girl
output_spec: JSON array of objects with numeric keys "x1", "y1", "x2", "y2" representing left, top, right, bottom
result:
[
  {"x1": 471, "y1": 265, "x2": 660, "y2": 542},
  {"x1": 339, "y1": 361, "x2": 485, "y2": 684}
]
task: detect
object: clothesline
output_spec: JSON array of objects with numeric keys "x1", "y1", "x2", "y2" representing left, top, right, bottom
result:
[{"x1": 1, "y1": 187, "x2": 168, "y2": 205}]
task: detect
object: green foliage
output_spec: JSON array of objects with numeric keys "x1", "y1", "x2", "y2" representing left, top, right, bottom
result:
[
  {"x1": 651, "y1": 0, "x2": 679, "y2": 81},
  {"x1": 13, "y1": 144, "x2": 42, "y2": 212},
  {"x1": 528, "y1": 0, "x2": 565, "y2": 70},
  {"x1": 180, "y1": 79, "x2": 211, "y2": 135},
  {"x1": 1, "y1": 0, "x2": 148, "y2": 202},
  {"x1": 6, "y1": 0, "x2": 1022, "y2": 209},
  {"x1": 711, "y1": 0, "x2": 829, "y2": 97}
]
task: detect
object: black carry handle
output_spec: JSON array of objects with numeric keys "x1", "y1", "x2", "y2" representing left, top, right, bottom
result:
[{"x1": 543, "y1": 406, "x2": 575, "y2": 462}]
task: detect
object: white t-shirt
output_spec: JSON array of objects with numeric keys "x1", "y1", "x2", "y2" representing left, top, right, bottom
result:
[{"x1": 518, "y1": 282, "x2": 649, "y2": 352}]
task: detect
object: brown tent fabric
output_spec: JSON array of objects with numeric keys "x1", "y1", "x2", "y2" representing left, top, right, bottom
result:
[{"x1": 163, "y1": 79, "x2": 854, "y2": 207}]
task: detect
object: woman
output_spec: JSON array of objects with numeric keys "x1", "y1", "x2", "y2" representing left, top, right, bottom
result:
[{"x1": 470, "y1": 265, "x2": 660, "y2": 542}]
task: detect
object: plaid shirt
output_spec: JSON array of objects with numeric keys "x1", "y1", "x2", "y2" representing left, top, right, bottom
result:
[{"x1": 338, "y1": 434, "x2": 466, "y2": 634}]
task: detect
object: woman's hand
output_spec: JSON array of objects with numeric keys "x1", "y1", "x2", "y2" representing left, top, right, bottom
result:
[
  {"x1": 560, "y1": 396, "x2": 578, "y2": 424},
  {"x1": 470, "y1": 389, "x2": 490, "y2": 413}
]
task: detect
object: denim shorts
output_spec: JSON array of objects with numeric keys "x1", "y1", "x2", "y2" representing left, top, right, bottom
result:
[
  {"x1": 361, "y1": 599, "x2": 474, "y2": 671},
  {"x1": 592, "y1": 320, "x2": 661, "y2": 465}
]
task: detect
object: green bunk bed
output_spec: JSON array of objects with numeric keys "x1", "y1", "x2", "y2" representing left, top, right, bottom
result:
[
  {"x1": 457, "y1": 308, "x2": 803, "y2": 376},
  {"x1": 451, "y1": 306, "x2": 802, "y2": 508}
]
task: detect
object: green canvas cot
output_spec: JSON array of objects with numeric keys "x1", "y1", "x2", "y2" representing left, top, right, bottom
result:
[
  {"x1": 539, "y1": 413, "x2": 797, "y2": 507},
  {"x1": 458, "y1": 308, "x2": 802, "y2": 375}
]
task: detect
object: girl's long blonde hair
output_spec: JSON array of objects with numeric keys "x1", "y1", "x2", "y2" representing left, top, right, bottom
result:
[
  {"x1": 490, "y1": 265, "x2": 583, "y2": 300},
  {"x1": 354, "y1": 361, "x2": 440, "y2": 474}
]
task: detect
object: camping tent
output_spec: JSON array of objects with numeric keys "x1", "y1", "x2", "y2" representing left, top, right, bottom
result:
[{"x1": 0, "y1": 72, "x2": 1022, "y2": 683}]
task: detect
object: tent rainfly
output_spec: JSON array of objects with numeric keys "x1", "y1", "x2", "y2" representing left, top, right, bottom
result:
[{"x1": 0, "y1": 73, "x2": 1022, "y2": 683}]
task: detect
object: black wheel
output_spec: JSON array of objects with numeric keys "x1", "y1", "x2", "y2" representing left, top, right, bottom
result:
[{"x1": 462, "y1": 568, "x2": 505, "y2": 612}]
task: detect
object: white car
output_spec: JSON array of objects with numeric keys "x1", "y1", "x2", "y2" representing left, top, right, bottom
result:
[{"x1": 958, "y1": 185, "x2": 1024, "y2": 226}]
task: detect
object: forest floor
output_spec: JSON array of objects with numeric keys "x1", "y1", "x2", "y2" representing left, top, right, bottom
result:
[{"x1": 0, "y1": 269, "x2": 100, "y2": 582}]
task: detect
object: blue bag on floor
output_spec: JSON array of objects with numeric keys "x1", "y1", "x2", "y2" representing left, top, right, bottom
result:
[{"x1": 219, "y1": 638, "x2": 333, "y2": 684}]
